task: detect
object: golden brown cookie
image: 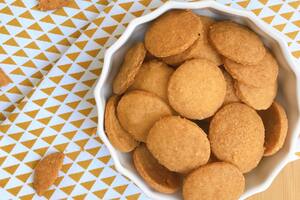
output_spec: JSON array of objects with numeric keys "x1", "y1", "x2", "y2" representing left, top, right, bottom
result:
[
  {"x1": 117, "y1": 90, "x2": 173, "y2": 142},
  {"x1": 129, "y1": 60, "x2": 174, "y2": 101},
  {"x1": 168, "y1": 59, "x2": 226, "y2": 120},
  {"x1": 0, "y1": 68, "x2": 11, "y2": 86},
  {"x1": 104, "y1": 95, "x2": 139, "y2": 152},
  {"x1": 258, "y1": 102, "x2": 288, "y2": 156},
  {"x1": 234, "y1": 81, "x2": 277, "y2": 110},
  {"x1": 209, "y1": 21, "x2": 266, "y2": 65},
  {"x1": 209, "y1": 103, "x2": 264, "y2": 173},
  {"x1": 133, "y1": 144, "x2": 181, "y2": 193},
  {"x1": 113, "y1": 42, "x2": 146, "y2": 94},
  {"x1": 162, "y1": 16, "x2": 222, "y2": 66},
  {"x1": 183, "y1": 162, "x2": 245, "y2": 200},
  {"x1": 145, "y1": 10, "x2": 203, "y2": 57},
  {"x1": 224, "y1": 52, "x2": 278, "y2": 87},
  {"x1": 222, "y1": 69, "x2": 240, "y2": 105},
  {"x1": 39, "y1": 0, "x2": 69, "y2": 11},
  {"x1": 147, "y1": 116, "x2": 210, "y2": 173},
  {"x1": 33, "y1": 152, "x2": 64, "y2": 196}
]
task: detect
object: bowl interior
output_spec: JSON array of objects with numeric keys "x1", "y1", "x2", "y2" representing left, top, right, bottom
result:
[{"x1": 98, "y1": 7, "x2": 300, "y2": 200}]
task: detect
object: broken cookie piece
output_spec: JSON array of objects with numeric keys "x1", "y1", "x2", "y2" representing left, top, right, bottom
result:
[{"x1": 33, "y1": 152, "x2": 65, "y2": 196}]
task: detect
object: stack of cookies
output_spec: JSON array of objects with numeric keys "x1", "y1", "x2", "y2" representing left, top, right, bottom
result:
[{"x1": 104, "y1": 10, "x2": 288, "y2": 200}]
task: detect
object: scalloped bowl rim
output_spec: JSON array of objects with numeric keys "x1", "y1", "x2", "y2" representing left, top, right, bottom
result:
[{"x1": 94, "y1": 1, "x2": 300, "y2": 199}]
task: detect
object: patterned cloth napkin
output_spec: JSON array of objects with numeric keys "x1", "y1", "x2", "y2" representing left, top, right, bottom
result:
[{"x1": 0, "y1": 0, "x2": 299, "y2": 199}]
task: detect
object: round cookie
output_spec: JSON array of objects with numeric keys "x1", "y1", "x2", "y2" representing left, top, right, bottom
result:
[
  {"x1": 209, "y1": 21, "x2": 266, "y2": 65},
  {"x1": 104, "y1": 95, "x2": 138, "y2": 152},
  {"x1": 209, "y1": 103, "x2": 265, "y2": 173},
  {"x1": 224, "y1": 52, "x2": 279, "y2": 87},
  {"x1": 113, "y1": 42, "x2": 146, "y2": 94},
  {"x1": 168, "y1": 59, "x2": 226, "y2": 120},
  {"x1": 147, "y1": 116, "x2": 210, "y2": 173},
  {"x1": 117, "y1": 90, "x2": 173, "y2": 142},
  {"x1": 222, "y1": 69, "x2": 240, "y2": 105},
  {"x1": 258, "y1": 102, "x2": 288, "y2": 156},
  {"x1": 133, "y1": 144, "x2": 181, "y2": 193},
  {"x1": 162, "y1": 16, "x2": 222, "y2": 66},
  {"x1": 129, "y1": 60, "x2": 174, "y2": 102},
  {"x1": 145, "y1": 10, "x2": 203, "y2": 57},
  {"x1": 234, "y1": 81, "x2": 277, "y2": 110},
  {"x1": 183, "y1": 162, "x2": 245, "y2": 200}
]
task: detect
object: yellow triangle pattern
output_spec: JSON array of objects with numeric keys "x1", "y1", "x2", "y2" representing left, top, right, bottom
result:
[
  {"x1": 0, "y1": 6, "x2": 13, "y2": 15},
  {"x1": 93, "y1": 189, "x2": 107, "y2": 198},
  {"x1": 7, "y1": 19, "x2": 22, "y2": 27},
  {"x1": 54, "y1": 176, "x2": 64, "y2": 186},
  {"x1": 81, "y1": 180, "x2": 95, "y2": 190},
  {"x1": 13, "y1": 49, "x2": 28, "y2": 57},
  {"x1": 19, "y1": 11, "x2": 34, "y2": 19},
  {"x1": 15, "y1": 30, "x2": 31, "y2": 39},
  {"x1": 66, "y1": 150, "x2": 80, "y2": 161},
  {"x1": 77, "y1": 159, "x2": 93, "y2": 169},
  {"x1": 66, "y1": 52, "x2": 81, "y2": 61},
  {"x1": 11, "y1": 0, "x2": 26, "y2": 7},
  {"x1": 31, "y1": 71, "x2": 43, "y2": 79},
  {"x1": 69, "y1": 172, "x2": 84, "y2": 182},
  {"x1": 37, "y1": 34, "x2": 52, "y2": 42},
  {"x1": 54, "y1": 143, "x2": 68, "y2": 152},
  {"x1": 53, "y1": 7, "x2": 68, "y2": 16},
  {"x1": 85, "y1": 5, "x2": 99, "y2": 13},
  {"x1": 23, "y1": 60, "x2": 36, "y2": 68},
  {"x1": 68, "y1": 1, "x2": 80, "y2": 9},
  {"x1": 4, "y1": 38, "x2": 19, "y2": 47},
  {"x1": 20, "y1": 79, "x2": 34, "y2": 87},
  {"x1": 51, "y1": 123, "x2": 64, "y2": 132},
  {"x1": 75, "y1": 41, "x2": 88, "y2": 49},
  {"x1": 62, "y1": 83, "x2": 76, "y2": 91},
  {"x1": 2, "y1": 57, "x2": 17, "y2": 64},
  {"x1": 0, "y1": 27, "x2": 10, "y2": 35},
  {"x1": 7, "y1": 113, "x2": 18, "y2": 122},
  {"x1": 59, "y1": 112, "x2": 73, "y2": 121},
  {"x1": 11, "y1": 68, "x2": 25, "y2": 76},
  {"x1": 25, "y1": 42, "x2": 39, "y2": 50},
  {"x1": 73, "y1": 12, "x2": 88, "y2": 21},
  {"x1": 4, "y1": 105, "x2": 16, "y2": 113},
  {"x1": 69, "y1": 30, "x2": 82, "y2": 39},
  {"x1": 8, "y1": 86, "x2": 22, "y2": 94},
  {"x1": 28, "y1": 23, "x2": 43, "y2": 31},
  {"x1": 46, "y1": 45, "x2": 61, "y2": 54},
  {"x1": 61, "y1": 19, "x2": 76, "y2": 28},
  {"x1": 40, "y1": 16, "x2": 55, "y2": 24},
  {"x1": 119, "y1": 2, "x2": 134, "y2": 11}
]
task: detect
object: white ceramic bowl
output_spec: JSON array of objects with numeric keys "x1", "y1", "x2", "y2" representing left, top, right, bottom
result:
[{"x1": 94, "y1": 1, "x2": 300, "y2": 199}]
